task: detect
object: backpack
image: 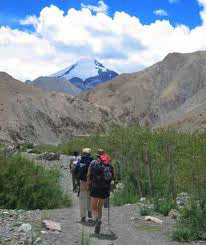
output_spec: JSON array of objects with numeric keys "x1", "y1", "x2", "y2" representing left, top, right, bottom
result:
[
  {"x1": 99, "y1": 154, "x2": 111, "y2": 165},
  {"x1": 92, "y1": 160, "x2": 113, "y2": 188},
  {"x1": 78, "y1": 155, "x2": 93, "y2": 181},
  {"x1": 71, "y1": 156, "x2": 81, "y2": 172}
]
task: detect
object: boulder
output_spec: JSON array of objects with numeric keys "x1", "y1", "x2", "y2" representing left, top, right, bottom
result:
[
  {"x1": 145, "y1": 216, "x2": 163, "y2": 225},
  {"x1": 18, "y1": 223, "x2": 32, "y2": 233},
  {"x1": 42, "y1": 220, "x2": 61, "y2": 232},
  {"x1": 37, "y1": 152, "x2": 60, "y2": 161},
  {"x1": 168, "y1": 209, "x2": 180, "y2": 219}
]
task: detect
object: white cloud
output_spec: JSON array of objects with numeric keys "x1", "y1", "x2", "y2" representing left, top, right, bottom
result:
[
  {"x1": 154, "y1": 9, "x2": 168, "y2": 16},
  {"x1": 197, "y1": 0, "x2": 206, "y2": 25},
  {"x1": 81, "y1": 1, "x2": 108, "y2": 14},
  {"x1": 0, "y1": 1, "x2": 206, "y2": 81}
]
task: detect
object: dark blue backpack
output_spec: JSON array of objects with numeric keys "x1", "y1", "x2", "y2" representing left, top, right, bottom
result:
[{"x1": 78, "y1": 155, "x2": 93, "y2": 181}]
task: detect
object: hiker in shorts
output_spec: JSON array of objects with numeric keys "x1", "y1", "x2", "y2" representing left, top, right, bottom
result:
[
  {"x1": 74, "y1": 148, "x2": 93, "y2": 223},
  {"x1": 69, "y1": 151, "x2": 81, "y2": 192},
  {"x1": 87, "y1": 149, "x2": 114, "y2": 234}
]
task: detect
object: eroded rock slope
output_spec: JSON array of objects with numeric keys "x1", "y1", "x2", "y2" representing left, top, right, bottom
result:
[{"x1": 0, "y1": 72, "x2": 113, "y2": 144}]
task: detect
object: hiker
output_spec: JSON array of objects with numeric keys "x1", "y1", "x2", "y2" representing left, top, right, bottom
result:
[
  {"x1": 87, "y1": 149, "x2": 114, "y2": 234},
  {"x1": 69, "y1": 151, "x2": 81, "y2": 192},
  {"x1": 74, "y1": 148, "x2": 93, "y2": 222}
]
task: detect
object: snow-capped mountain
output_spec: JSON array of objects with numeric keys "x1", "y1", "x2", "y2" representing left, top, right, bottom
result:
[{"x1": 50, "y1": 58, "x2": 119, "y2": 91}]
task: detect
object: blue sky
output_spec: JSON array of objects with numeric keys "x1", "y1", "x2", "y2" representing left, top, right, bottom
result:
[
  {"x1": 0, "y1": 0, "x2": 203, "y2": 30},
  {"x1": 0, "y1": 0, "x2": 206, "y2": 80}
]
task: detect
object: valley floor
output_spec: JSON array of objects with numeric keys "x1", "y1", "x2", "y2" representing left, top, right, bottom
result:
[
  {"x1": 1, "y1": 154, "x2": 206, "y2": 245},
  {"x1": 39, "y1": 155, "x2": 206, "y2": 245}
]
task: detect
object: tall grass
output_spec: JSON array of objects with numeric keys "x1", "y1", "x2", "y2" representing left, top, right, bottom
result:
[
  {"x1": 20, "y1": 126, "x2": 206, "y2": 241},
  {"x1": 27, "y1": 126, "x2": 206, "y2": 205},
  {"x1": 0, "y1": 152, "x2": 72, "y2": 210}
]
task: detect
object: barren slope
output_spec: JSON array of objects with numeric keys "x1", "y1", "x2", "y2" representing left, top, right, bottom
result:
[
  {"x1": 0, "y1": 72, "x2": 113, "y2": 144},
  {"x1": 81, "y1": 51, "x2": 206, "y2": 130}
]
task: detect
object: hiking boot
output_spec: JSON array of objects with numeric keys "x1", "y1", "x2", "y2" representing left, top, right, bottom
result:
[
  {"x1": 94, "y1": 220, "x2": 101, "y2": 234},
  {"x1": 88, "y1": 211, "x2": 92, "y2": 219},
  {"x1": 81, "y1": 217, "x2": 86, "y2": 223}
]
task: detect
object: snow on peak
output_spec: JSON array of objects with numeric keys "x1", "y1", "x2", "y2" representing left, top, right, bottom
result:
[{"x1": 50, "y1": 58, "x2": 107, "y2": 81}]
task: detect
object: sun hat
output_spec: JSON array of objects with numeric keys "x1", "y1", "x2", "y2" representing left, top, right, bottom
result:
[
  {"x1": 82, "y1": 148, "x2": 91, "y2": 154},
  {"x1": 97, "y1": 148, "x2": 104, "y2": 153}
]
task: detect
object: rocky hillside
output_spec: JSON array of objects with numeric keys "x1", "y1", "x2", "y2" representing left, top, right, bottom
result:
[
  {"x1": 26, "y1": 76, "x2": 81, "y2": 96},
  {"x1": 0, "y1": 72, "x2": 114, "y2": 144},
  {"x1": 81, "y1": 51, "x2": 206, "y2": 130}
]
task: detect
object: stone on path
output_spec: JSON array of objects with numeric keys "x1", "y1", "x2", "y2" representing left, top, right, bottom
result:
[
  {"x1": 42, "y1": 220, "x2": 62, "y2": 232},
  {"x1": 168, "y1": 209, "x2": 179, "y2": 219},
  {"x1": 145, "y1": 216, "x2": 163, "y2": 225},
  {"x1": 18, "y1": 223, "x2": 32, "y2": 233}
]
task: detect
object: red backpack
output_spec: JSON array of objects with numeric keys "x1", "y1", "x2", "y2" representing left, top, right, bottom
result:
[{"x1": 99, "y1": 153, "x2": 111, "y2": 165}]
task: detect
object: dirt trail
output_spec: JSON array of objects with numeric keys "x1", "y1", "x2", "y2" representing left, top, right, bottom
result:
[{"x1": 39, "y1": 158, "x2": 206, "y2": 245}]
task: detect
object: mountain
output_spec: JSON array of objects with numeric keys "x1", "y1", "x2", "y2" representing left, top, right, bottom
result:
[
  {"x1": 50, "y1": 58, "x2": 119, "y2": 91},
  {"x1": 28, "y1": 76, "x2": 81, "y2": 96},
  {"x1": 0, "y1": 72, "x2": 115, "y2": 145},
  {"x1": 80, "y1": 51, "x2": 206, "y2": 131}
]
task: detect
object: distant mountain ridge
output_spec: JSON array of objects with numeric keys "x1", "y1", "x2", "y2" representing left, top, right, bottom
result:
[
  {"x1": 81, "y1": 51, "x2": 206, "y2": 131},
  {"x1": 27, "y1": 76, "x2": 81, "y2": 96},
  {"x1": 29, "y1": 58, "x2": 119, "y2": 95}
]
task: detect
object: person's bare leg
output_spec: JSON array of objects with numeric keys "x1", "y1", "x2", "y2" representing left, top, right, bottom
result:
[
  {"x1": 91, "y1": 198, "x2": 98, "y2": 221},
  {"x1": 97, "y1": 199, "x2": 104, "y2": 220}
]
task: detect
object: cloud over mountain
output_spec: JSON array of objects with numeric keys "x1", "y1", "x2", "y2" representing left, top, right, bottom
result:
[{"x1": 0, "y1": 1, "x2": 206, "y2": 81}]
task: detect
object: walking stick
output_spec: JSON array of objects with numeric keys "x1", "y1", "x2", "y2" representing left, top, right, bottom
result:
[{"x1": 107, "y1": 197, "x2": 116, "y2": 236}]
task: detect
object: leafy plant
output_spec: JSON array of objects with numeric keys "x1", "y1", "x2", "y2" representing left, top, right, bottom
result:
[
  {"x1": 171, "y1": 202, "x2": 206, "y2": 241},
  {"x1": 0, "y1": 153, "x2": 72, "y2": 210},
  {"x1": 153, "y1": 197, "x2": 176, "y2": 216}
]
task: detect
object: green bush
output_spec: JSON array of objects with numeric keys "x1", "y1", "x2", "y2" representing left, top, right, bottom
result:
[
  {"x1": 111, "y1": 185, "x2": 138, "y2": 206},
  {"x1": 171, "y1": 202, "x2": 206, "y2": 241},
  {"x1": 0, "y1": 153, "x2": 72, "y2": 210},
  {"x1": 171, "y1": 227, "x2": 193, "y2": 242},
  {"x1": 153, "y1": 197, "x2": 176, "y2": 216},
  {"x1": 139, "y1": 205, "x2": 152, "y2": 216}
]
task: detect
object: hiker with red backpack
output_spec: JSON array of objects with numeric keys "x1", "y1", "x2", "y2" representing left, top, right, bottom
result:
[
  {"x1": 74, "y1": 148, "x2": 93, "y2": 223},
  {"x1": 87, "y1": 149, "x2": 114, "y2": 234}
]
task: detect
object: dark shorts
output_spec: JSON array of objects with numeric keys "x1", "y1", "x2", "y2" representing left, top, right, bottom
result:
[{"x1": 90, "y1": 187, "x2": 110, "y2": 199}]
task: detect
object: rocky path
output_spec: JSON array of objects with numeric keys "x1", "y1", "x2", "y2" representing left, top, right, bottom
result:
[{"x1": 39, "y1": 155, "x2": 206, "y2": 245}]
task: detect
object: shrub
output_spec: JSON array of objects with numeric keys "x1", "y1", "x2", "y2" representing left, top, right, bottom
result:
[
  {"x1": 0, "y1": 153, "x2": 72, "y2": 210},
  {"x1": 171, "y1": 202, "x2": 206, "y2": 241},
  {"x1": 171, "y1": 227, "x2": 193, "y2": 242},
  {"x1": 111, "y1": 184, "x2": 138, "y2": 206},
  {"x1": 139, "y1": 205, "x2": 152, "y2": 216},
  {"x1": 153, "y1": 197, "x2": 176, "y2": 216}
]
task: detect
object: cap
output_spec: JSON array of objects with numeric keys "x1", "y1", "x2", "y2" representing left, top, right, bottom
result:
[
  {"x1": 82, "y1": 148, "x2": 91, "y2": 154},
  {"x1": 97, "y1": 148, "x2": 104, "y2": 153}
]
